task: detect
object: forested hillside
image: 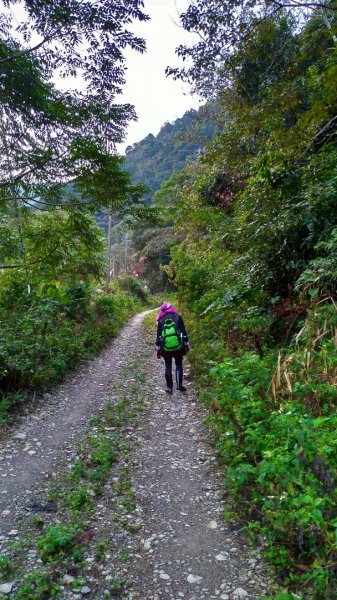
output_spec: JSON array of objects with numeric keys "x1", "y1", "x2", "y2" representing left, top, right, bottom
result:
[
  {"x1": 136, "y1": 1, "x2": 337, "y2": 597},
  {"x1": 95, "y1": 105, "x2": 216, "y2": 258},
  {"x1": 124, "y1": 105, "x2": 217, "y2": 202}
]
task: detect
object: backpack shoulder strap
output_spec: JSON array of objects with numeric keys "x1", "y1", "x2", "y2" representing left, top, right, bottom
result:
[{"x1": 160, "y1": 313, "x2": 177, "y2": 324}]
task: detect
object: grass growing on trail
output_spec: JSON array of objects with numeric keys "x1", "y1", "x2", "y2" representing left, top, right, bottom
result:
[
  {"x1": 1, "y1": 361, "x2": 147, "y2": 599},
  {"x1": 14, "y1": 572, "x2": 60, "y2": 599},
  {"x1": 37, "y1": 525, "x2": 79, "y2": 562}
]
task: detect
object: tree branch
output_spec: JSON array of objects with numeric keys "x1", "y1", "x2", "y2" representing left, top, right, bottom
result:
[
  {"x1": 0, "y1": 246, "x2": 59, "y2": 269},
  {"x1": 0, "y1": 33, "x2": 56, "y2": 64},
  {"x1": 0, "y1": 167, "x2": 39, "y2": 188},
  {"x1": 270, "y1": 0, "x2": 336, "y2": 10}
]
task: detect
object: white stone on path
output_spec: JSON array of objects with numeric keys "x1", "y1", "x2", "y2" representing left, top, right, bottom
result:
[
  {"x1": 233, "y1": 588, "x2": 249, "y2": 598},
  {"x1": 216, "y1": 553, "x2": 227, "y2": 561},
  {"x1": 0, "y1": 583, "x2": 13, "y2": 594},
  {"x1": 143, "y1": 538, "x2": 153, "y2": 550},
  {"x1": 159, "y1": 573, "x2": 170, "y2": 580},
  {"x1": 80, "y1": 586, "x2": 91, "y2": 595},
  {"x1": 187, "y1": 574, "x2": 203, "y2": 584},
  {"x1": 207, "y1": 520, "x2": 218, "y2": 529}
]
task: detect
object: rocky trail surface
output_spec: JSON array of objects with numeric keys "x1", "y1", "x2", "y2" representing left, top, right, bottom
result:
[{"x1": 0, "y1": 311, "x2": 273, "y2": 599}]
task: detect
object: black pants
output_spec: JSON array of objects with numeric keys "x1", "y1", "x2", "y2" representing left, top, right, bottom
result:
[{"x1": 163, "y1": 353, "x2": 183, "y2": 390}]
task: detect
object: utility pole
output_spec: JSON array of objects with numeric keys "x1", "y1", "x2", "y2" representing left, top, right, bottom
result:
[
  {"x1": 124, "y1": 231, "x2": 129, "y2": 272},
  {"x1": 1, "y1": 107, "x2": 31, "y2": 294},
  {"x1": 106, "y1": 212, "x2": 112, "y2": 291}
]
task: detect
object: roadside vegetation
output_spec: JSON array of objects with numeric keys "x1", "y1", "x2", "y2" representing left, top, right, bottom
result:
[
  {"x1": 0, "y1": 274, "x2": 148, "y2": 424},
  {"x1": 0, "y1": 1, "x2": 152, "y2": 423},
  {"x1": 180, "y1": 303, "x2": 337, "y2": 600}
]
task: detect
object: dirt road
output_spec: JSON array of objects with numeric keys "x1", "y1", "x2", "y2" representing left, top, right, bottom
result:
[{"x1": 0, "y1": 312, "x2": 272, "y2": 599}]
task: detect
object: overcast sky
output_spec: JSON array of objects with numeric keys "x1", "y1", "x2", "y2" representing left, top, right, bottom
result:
[
  {"x1": 117, "y1": 0, "x2": 201, "y2": 154},
  {"x1": 10, "y1": 0, "x2": 199, "y2": 155}
]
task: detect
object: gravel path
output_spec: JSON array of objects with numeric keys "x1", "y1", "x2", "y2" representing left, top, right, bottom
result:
[
  {"x1": 0, "y1": 312, "x2": 148, "y2": 538},
  {"x1": 0, "y1": 311, "x2": 273, "y2": 599}
]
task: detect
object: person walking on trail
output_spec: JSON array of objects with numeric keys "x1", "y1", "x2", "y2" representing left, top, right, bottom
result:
[{"x1": 156, "y1": 302, "x2": 190, "y2": 395}]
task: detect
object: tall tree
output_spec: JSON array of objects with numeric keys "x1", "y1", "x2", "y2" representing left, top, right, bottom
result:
[
  {"x1": 0, "y1": 1, "x2": 149, "y2": 286},
  {"x1": 167, "y1": 0, "x2": 336, "y2": 97},
  {"x1": 0, "y1": 1, "x2": 149, "y2": 200}
]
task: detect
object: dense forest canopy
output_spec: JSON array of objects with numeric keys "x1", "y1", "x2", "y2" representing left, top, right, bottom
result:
[{"x1": 0, "y1": 0, "x2": 149, "y2": 287}]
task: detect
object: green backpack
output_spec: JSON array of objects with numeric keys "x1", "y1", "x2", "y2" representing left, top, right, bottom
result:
[{"x1": 161, "y1": 316, "x2": 183, "y2": 352}]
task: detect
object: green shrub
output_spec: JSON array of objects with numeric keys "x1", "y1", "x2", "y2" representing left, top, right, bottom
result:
[
  {"x1": 37, "y1": 524, "x2": 78, "y2": 562},
  {"x1": 0, "y1": 555, "x2": 11, "y2": 578},
  {"x1": 0, "y1": 276, "x2": 146, "y2": 416},
  {"x1": 115, "y1": 274, "x2": 148, "y2": 302},
  {"x1": 181, "y1": 300, "x2": 337, "y2": 598},
  {"x1": 0, "y1": 393, "x2": 27, "y2": 424},
  {"x1": 14, "y1": 571, "x2": 59, "y2": 599},
  {"x1": 95, "y1": 295, "x2": 115, "y2": 317}
]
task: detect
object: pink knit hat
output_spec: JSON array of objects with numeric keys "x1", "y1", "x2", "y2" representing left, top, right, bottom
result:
[
  {"x1": 161, "y1": 302, "x2": 172, "y2": 311},
  {"x1": 157, "y1": 302, "x2": 178, "y2": 321}
]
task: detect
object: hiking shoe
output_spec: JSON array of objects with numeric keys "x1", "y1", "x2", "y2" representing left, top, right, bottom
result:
[
  {"x1": 165, "y1": 387, "x2": 173, "y2": 395},
  {"x1": 177, "y1": 385, "x2": 187, "y2": 392}
]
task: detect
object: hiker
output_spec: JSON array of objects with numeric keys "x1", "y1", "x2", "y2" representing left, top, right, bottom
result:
[{"x1": 156, "y1": 302, "x2": 190, "y2": 394}]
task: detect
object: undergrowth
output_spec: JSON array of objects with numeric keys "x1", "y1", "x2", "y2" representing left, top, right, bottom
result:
[
  {"x1": 0, "y1": 276, "x2": 148, "y2": 423},
  {"x1": 181, "y1": 298, "x2": 337, "y2": 599}
]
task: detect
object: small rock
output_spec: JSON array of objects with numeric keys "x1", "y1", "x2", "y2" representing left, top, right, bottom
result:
[
  {"x1": 159, "y1": 573, "x2": 170, "y2": 580},
  {"x1": 8, "y1": 530, "x2": 19, "y2": 536},
  {"x1": 80, "y1": 586, "x2": 91, "y2": 595},
  {"x1": 187, "y1": 574, "x2": 203, "y2": 584},
  {"x1": 220, "y1": 595, "x2": 229, "y2": 600},
  {"x1": 233, "y1": 588, "x2": 249, "y2": 598},
  {"x1": 207, "y1": 520, "x2": 218, "y2": 529},
  {"x1": 248, "y1": 558, "x2": 257, "y2": 567},
  {"x1": 216, "y1": 553, "x2": 226, "y2": 561},
  {"x1": 63, "y1": 574, "x2": 75, "y2": 584},
  {"x1": 0, "y1": 583, "x2": 13, "y2": 594},
  {"x1": 14, "y1": 433, "x2": 27, "y2": 440}
]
